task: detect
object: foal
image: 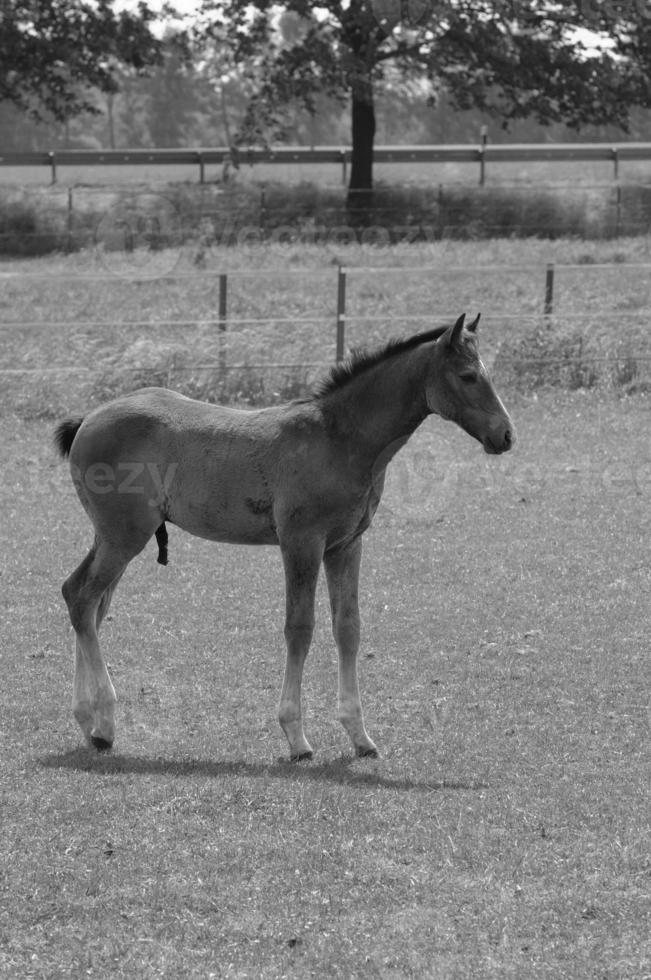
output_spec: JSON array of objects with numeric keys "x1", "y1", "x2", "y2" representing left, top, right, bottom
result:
[{"x1": 55, "y1": 313, "x2": 514, "y2": 758}]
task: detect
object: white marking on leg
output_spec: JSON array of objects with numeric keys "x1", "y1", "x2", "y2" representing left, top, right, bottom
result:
[{"x1": 72, "y1": 637, "x2": 117, "y2": 746}]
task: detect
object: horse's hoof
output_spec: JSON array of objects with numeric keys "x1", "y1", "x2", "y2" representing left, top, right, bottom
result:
[
  {"x1": 356, "y1": 745, "x2": 379, "y2": 758},
  {"x1": 90, "y1": 735, "x2": 113, "y2": 752},
  {"x1": 291, "y1": 750, "x2": 313, "y2": 762}
]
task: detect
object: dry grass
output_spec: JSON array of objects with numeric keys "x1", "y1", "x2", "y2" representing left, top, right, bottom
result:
[{"x1": 2, "y1": 236, "x2": 651, "y2": 421}]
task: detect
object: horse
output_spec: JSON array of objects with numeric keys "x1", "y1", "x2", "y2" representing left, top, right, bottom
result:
[{"x1": 54, "y1": 313, "x2": 514, "y2": 759}]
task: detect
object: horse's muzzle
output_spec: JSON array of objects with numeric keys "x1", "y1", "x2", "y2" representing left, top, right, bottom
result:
[{"x1": 483, "y1": 424, "x2": 515, "y2": 455}]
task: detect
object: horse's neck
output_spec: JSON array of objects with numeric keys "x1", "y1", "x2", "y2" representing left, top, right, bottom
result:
[{"x1": 326, "y1": 345, "x2": 431, "y2": 463}]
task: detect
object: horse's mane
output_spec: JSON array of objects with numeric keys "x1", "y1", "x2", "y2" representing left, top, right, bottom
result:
[{"x1": 313, "y1": 325, "x2": 448, "y2": 398}]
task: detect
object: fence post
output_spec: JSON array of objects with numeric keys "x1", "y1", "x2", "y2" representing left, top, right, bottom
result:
[
  {"x1": 218, "y1": 272, "x2": 228, "y2": 372},
  {"x1": 479, "y1": 126, "x2": 488, "y2": 186},
  {"x1": 197, "y1": 151, "x2": 205, "y2": 185},
  {"x1": 67, "y1": 187, "x2": 73, "y2": 252},
  {"x1": 544, "y1": 263, "x2": 554, "y2": 326},
  {"x1": 49, "y1": 151, "x2": 56, "y2": 185},
  {"x1": 341, "y1": 148, "x2": 347, "y2": 186},
  {"x1": 336, "y1": 265, "x2": 347, "y2": 362},
  {"x1": 437, "y1": 184, "x2": 445, "y2": 239}
]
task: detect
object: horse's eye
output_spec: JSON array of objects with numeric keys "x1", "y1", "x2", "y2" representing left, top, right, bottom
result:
[{"x1": 460, "y1": 371, "x2": 478, "y2": 384}]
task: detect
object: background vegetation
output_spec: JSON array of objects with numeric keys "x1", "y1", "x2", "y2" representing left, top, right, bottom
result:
[
  {"x1": 5, "y1": 46, "x2": 651, "y2": 157},
  {"x1": 7, "y1": 54, "x2": 651, "y2": 152},
  {"x1": 3, "y1": 177, "x2": 651, "y2": 258},
  {"x1": 4, "y1": 1, "x2": 651, "y2": 198}
]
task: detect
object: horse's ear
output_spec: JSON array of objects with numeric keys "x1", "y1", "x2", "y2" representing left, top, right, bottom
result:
[
  {"x1": 467, "y1": 313, "x2": 480, "y2": 333},
  {"x1": 443, "y1": 313, "x2": 465, "y2": 348}
]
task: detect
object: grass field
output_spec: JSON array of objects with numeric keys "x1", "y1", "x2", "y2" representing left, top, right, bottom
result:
[{"x1": 1, "y1": 240, "x2": 650, "y2": 978}]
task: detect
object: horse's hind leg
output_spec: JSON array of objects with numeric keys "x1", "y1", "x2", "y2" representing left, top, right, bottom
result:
[
  {"x1": 96, "y1": 569, "x2": 125, "y2": 631},
  {"x1": 62, "y1": 539, "x2": 131, "y2": 750}
]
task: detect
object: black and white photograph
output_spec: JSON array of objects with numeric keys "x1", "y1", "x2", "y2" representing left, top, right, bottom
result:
[{"x1": 1, "y1": 1, "x2": 649, "y2": 977}]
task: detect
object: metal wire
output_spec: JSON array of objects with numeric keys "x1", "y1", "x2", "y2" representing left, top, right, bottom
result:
[
  {"x1": 2, "y1": 262, "x2": 651, "y2": 283},
  {"x1": 0, "y1": 316, "x2": 332, "y2": 330},
  {"x1": 2, "y1": 311, "x2": 651, "y2": 333},
  {"x1": 0, "y1": 362, "x2": 331, "y2": 376}
]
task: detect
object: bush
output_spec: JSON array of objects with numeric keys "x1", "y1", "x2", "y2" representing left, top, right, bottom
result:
[
  {"x1": 1, "y1": 180, "x2": 650, "y2": 257},
  {"x1": 0, "y1": 200, "x2": 60, "y2": 255},
  {"x1": 438, "y1": 186, "x2": 592, "y2": 240},
  {"x1": 179, "y1": 181, "x2": 613, "y2": 244},
  {"x1": 612, "y1": 185, "x2": 651, "y2": 237}
]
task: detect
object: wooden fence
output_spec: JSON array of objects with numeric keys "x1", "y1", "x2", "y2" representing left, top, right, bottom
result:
[{"x1": 2, "y1": 143, "x2": 651, "y2": 185}]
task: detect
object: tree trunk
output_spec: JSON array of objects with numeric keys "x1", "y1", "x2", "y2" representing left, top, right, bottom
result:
[{"x1": 346, "y1": 71, "x2": 375, "y2": 220}]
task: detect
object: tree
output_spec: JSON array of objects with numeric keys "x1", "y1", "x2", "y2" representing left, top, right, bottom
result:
[
  {"x1": 195, "y1": 0, "x2": 651, "y2": 208},
  {"x1": 0, "y1": 0, "x2": 163, "y2": 121},
  {"x1": 190, "y1": 32, "x2": 264, "y2": 147}
]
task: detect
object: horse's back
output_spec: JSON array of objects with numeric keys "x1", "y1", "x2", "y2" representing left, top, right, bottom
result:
[{"x1": 70, "y1": 387, "x2": 261, "y2": 460}]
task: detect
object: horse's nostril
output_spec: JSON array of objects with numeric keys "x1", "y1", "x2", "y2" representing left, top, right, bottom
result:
[{"x1": 504, "y1": 429, "x2": 512, "y2": 446}]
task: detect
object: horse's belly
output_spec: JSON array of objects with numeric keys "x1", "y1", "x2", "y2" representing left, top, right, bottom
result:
[
  {"x1": 171, "y1": 503, "x2": 278, "y2": 545},
  {"x1": 167, "y1": 463, "x2": 278, "y2": 545}
]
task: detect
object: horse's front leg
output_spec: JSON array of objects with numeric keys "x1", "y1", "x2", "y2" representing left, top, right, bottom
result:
[
  {"x1": 278, "y1": 537, "x2": 324, "y2": 760},
  {"x1": 324, "y1": 538, "x2": 379, "y2": 758}
]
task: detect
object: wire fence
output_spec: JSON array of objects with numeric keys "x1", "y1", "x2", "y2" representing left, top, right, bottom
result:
[
  {"x1": 2, "y1": 260, "x2": 650, "y2": 342},
  {"x1": 2, "y1": 262, "x2": 651, "y2": 405}
]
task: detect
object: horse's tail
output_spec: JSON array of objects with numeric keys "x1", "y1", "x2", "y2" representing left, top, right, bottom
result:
[{"x1": 53, "y1": 417, "x2": 84, "y2": 458}]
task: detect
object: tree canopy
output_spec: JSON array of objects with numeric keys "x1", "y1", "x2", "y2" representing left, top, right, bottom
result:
[
  {"x1": 194, "y1": 0, "x2": 651, "y2": 197},
  {"x1": 0, "y1": 0, "x2": 163, "y2": 120}
]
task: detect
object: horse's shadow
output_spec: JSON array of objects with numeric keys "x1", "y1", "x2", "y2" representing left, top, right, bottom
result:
[{"x1": 40, "y1": 747, "x2": 487, "y2": 793}]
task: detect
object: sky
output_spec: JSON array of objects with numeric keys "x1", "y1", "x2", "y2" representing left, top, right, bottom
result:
[
  {"x1": 113, "y1": 2, "x2": 611, "y2": 53},
  {"x1": 115, "y1": 0, "x2": 201, "y2": 15},
  {"x1": 112, "y1": 0, "x2": 203, "y2": 34}
]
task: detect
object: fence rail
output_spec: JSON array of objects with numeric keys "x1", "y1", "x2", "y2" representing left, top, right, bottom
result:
[{"x1": 2, "y1": 142, "x2": 651, "y2": 185}]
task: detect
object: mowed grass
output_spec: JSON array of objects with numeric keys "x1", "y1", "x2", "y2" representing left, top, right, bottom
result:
[
  {"x1": 1, "y1": 240, "x2": 650, "y2": 977},
  {"x1": 1, "y1": 392, "x2": 650, "y2": 979}
]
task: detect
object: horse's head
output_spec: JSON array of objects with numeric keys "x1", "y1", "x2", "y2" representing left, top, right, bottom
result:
[{"x1": 426, "y1": 313, "x2": 514, "y2": 454}]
